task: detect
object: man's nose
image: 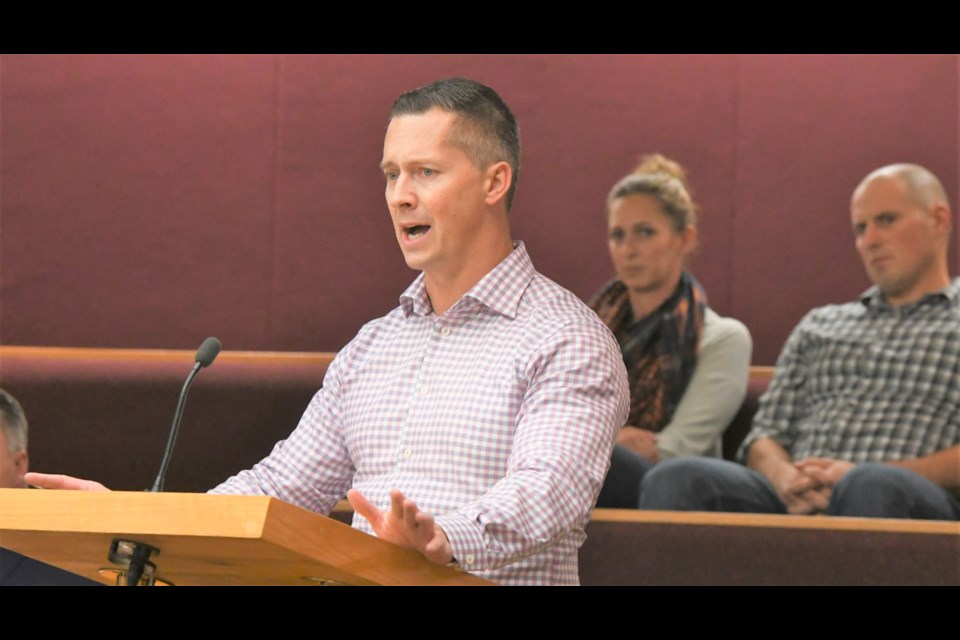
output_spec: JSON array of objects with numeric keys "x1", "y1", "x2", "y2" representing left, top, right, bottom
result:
[
  {"x1": 387, "y1": 174, "x2": 416, "y2": 209},
  {"x1": 861, "y1": 223, "x2": 882, "y2": 249}
]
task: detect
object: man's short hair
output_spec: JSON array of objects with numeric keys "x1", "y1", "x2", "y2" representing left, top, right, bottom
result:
[
  {"x1": 390, "y1": 77, "x2": 521, "y2": 211},
  {"x1": 858, "y1": 163, "x2": 951, "y2": 212},
  {"x1": 0, "y1": 388, "x2": 28, "y2": 454}
]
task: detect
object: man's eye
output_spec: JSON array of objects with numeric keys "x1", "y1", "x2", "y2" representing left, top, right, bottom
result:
[
  {"x1": 877, "y1": 214, "x2": 896, "y2": 226},
  {"x1": 421, "y1": 168, "x2": 435, "y2": 177},
  {"x1": 635, "y1": 226, "x2": 655, "y2": 238},
  {"x1": 385, "y1": 171, "x2": 399, "y2": 181},
  {"x1": 609, "y1": 229, "x2": 624, "y2": 241}
]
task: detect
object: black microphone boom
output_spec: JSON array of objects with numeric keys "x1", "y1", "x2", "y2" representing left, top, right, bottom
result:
[{"x1": 150, "y1": 337, "x2": 221, "y2": 492}]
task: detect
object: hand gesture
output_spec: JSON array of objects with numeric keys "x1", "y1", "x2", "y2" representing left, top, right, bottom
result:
[{"x1": 347, "y1": 488, "x2": 454, "y2": 565}]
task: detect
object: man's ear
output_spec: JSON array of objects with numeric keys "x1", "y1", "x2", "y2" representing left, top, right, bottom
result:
[
  {"x1": 929, "y1": 203, "x2": 952, "y2": 238},
  {"x1": 483, "y1": 161, "x2": 512, "y2": 207},
  {"x1": 14, "y1": 449, "x2": 28, "y2": 487}
]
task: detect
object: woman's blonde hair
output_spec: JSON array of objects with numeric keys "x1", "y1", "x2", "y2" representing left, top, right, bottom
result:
[{"x1": 607, "y1": 153, "x2": 698, "y2": 232}]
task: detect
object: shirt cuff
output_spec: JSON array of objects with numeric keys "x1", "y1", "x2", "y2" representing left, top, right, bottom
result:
[{"x1": 434, "y1": 511, "x2": 486, "y2": 574}]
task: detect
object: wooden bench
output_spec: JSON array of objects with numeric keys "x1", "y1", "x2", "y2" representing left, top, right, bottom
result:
[
  {"x1": 579, "y1": 509, "x2": 960, "y2": 585},
  {"x1": 0, "y1": 345, "x2": 334, "y2": 492}
]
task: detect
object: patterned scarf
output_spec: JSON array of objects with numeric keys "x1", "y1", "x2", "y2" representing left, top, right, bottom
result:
[{"x1": 589, "y1": 272, "x2": 706, "y2": 432}]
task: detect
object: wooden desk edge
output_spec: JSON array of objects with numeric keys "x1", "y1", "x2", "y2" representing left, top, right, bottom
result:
[
  {"x1": 0, "y1": 346, "x2": 776, "y2": 379},
  {"x1": 0, "y1": 345, "x2": 336, "y2": 366},
  {"x1": 589, "y1": 507, "x2": 960, "y2": 535}
]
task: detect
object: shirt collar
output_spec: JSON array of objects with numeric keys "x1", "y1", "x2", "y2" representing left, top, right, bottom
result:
[
  {"x1": 399, "y1": 241, "x2": 536, "y2": 319},
  {"x1": 860, "y1": 277, "x2": 960, "y2": 310}
]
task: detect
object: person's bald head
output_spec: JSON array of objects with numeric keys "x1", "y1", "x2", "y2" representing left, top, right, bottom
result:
[
  {"x1": 850, "y1": 163, "x2": 953, "y2": 306},
  {"x1": 854, "y1": 163, "x2": 951, "y2": 214}
]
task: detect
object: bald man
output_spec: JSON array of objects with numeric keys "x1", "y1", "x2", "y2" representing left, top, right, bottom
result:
[{"x1": 639, "y1": 163, "x2": 960, "y2": 520}]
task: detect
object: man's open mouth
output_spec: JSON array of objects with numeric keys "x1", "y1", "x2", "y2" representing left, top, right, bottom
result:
[{"x1": 405, "y1": 224, "x2": 431, "y2": 239}]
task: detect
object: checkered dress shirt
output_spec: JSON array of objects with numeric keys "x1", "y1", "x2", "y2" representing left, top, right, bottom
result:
[
  {"x1": 212, "y1": 243, "x2": 629, "y2": 585},
  {"x1": 740, "y1": 278, "x2": 960, "y2": 463}
]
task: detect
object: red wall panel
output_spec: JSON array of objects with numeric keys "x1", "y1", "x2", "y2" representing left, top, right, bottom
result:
[
  {"x1": 1, "y1": 54, "x2": 279, "y2": 349},
  {"x1": 506, "y1": 55, "x2": 739, "y2": 314},
  {"x1": 732, "y1": 54, "x2": 958, "y2": 363},
  {"x1": 1, "y1": 54, "x2": 956, "y2": 363},
  {"x1": 267, "y1": 54, "x2": 741, "y2": 351}
]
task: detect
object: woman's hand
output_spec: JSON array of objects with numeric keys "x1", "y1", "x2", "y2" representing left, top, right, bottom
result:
[{"x1": 616, "y1": 426, "x2": 661, "y2": 463}]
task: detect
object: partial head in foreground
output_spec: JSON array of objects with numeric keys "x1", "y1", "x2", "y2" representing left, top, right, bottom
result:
[
  {"x1": 0, "y1": 388, "x2": 29, "y2": 488},
  {"x1": 851, "y1": 163, "x2": 953, "y2": 306}
]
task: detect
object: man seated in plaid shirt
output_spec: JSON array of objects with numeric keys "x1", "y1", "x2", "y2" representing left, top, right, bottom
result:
[
  {"x1": 27, "y1": 78, "x2": 630, "y2": 585},
  {"x1": 639, "y1": 163, "x2": 959, "y2": 520}
]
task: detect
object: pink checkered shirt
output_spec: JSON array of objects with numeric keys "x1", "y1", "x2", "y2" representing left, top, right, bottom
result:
[{"x1": 212, "y1": 243, "x2": 629, "y2": 585}]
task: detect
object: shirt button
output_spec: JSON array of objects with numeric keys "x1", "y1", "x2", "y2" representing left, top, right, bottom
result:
[
  {"x1": 419, "y1": 385, "x2": 429, "y2": 395},
  {"x1": 403, "y1": 448, "x2": 412, "y2": 458},
  {"x1": 440, "y1": 327, "x2": 451, "y2": 336},
  {"x1": 465, "y1": 554, "x2": 475, "y2": 565}
]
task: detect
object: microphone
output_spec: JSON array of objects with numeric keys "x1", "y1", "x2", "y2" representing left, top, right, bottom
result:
[
  {"x1": 195, "y1": 337, "x2": 221, "y2": 368},
  {"x1": 150, "y1": 337, "x2": 221, "y2": 492}
]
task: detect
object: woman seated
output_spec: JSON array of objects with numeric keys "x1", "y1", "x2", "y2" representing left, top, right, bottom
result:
[{"x1": 591, "y1": 154, "x2": 752, "y2": 508}]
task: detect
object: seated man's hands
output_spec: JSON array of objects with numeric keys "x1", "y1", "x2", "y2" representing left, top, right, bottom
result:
[
  {"x1": 774, "y1": 459, "x2": 857, "y2": 514},
  {"x1": 24, "y1": 472, "x2": 110, "y2": 492},
  {"x1": 766, "y1": 462, "x2": 828, "y2": 515},
  {"x1": 794, "y1": 458, "x2": 855, "y2": 486},
  {"x1": 348, "y1": 488, "x2": 454, "y2": 565},
  {"x1": 792, "y1": 458, "x2": 856, "y2": 508}
]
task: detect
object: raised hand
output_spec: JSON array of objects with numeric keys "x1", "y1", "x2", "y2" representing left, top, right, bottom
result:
[{"x1": 347, "y1": 487, "x2": 454, "y2": 565}]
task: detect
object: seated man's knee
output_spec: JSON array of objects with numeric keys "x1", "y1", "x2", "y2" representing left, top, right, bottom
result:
[
  {"x1": 639, "y1": 458, "x2": 732, "y2": 510},
  {"x1": 828, "y1": 463, "x2": 957, "y2": 520}
]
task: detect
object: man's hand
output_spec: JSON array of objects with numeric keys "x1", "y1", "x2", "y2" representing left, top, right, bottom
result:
[
  {"x1": 765, "y1": 462, "x2": 828, "y2": 515},
  {"x1": 24, "y1": 472, "x2": 110, "y2": 492},
  {"x1": 794, "y1": 458, "x2": 856, "y2": 488},
  {"x1": 747, "y1": 437, "x2": 829, "y2": 515},
  {"x1": 786, "y1": 459, "x2": 856, "y2": 512},
  {"x1": 616, "y1": 426, "x2": 661, "y2": 464},
  {"x1": 347, "y1": 488, "x2": 454, "y2": 565}
]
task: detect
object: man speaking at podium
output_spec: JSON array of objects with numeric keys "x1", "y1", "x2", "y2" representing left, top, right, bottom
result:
[{"x1": 27, "y1": 78, "x2": 630, "y2": 586}]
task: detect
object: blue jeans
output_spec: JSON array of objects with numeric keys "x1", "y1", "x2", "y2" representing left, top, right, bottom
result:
[
  {"x1": 596, "y1": 444, "x2": 656, "y2": 508},
  {"x1": 639, "y1": 458, "x2": 960, "y2": 520}
]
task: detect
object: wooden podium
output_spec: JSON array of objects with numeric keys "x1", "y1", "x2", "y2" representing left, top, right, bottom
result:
[{"x1": 0, "y1": 489, "x2": 491, "y2": 586}]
